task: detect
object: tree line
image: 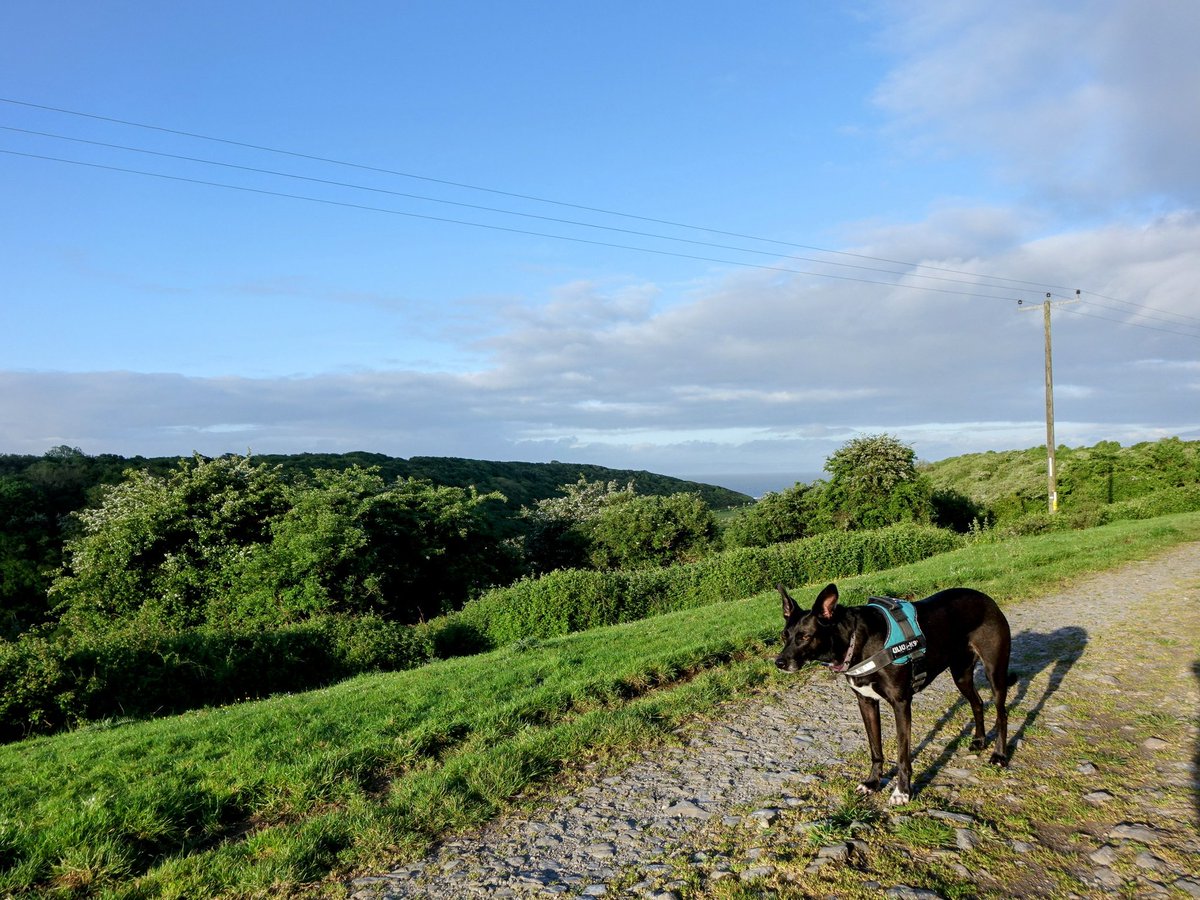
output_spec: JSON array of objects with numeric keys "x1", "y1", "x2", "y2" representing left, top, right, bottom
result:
[
  {"x1": 8, "y1": 435, "x2": 957, "y2": 642},
  {"x1": 0, "y1": 449, "x2": 746, "y2": 641},
  {"x1": 3, "y1": 434, "x2": 1199, "y2": 740},
  {"x1": 6, "y1": 435, "x2": 1199, "y2": 646}
]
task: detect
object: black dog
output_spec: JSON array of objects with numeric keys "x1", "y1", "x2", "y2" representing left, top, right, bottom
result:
[{"x1": 775, "y1": 583, "x2": 1010, "y2": 805}]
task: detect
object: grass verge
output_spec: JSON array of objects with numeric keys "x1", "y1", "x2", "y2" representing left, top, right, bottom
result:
[{"x1": 2, "y1": 512, "x2": 1199, "y2": 898}]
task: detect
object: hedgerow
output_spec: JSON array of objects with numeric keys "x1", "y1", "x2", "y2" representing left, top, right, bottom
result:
[
  {"x1": 1098, "y1": 483, "x2": 1200, "y2": 521},
  {"x1": 1, "y1": 523, "x2": 963, "y2": 741},
  {"x1": 454, "y1": 523, "x2": 962, "y2": 647},
  {"x1": 0, "y1": 616, "x2": 433, "y2": 742}
]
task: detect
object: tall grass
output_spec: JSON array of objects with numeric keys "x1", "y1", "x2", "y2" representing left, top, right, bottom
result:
[{"x1": 3, "y1": 512, "x2": 1199, "y2": 898}]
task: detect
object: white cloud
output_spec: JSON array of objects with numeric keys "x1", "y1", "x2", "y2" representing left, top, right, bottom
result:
[
  {"x1": 872, "y1": 0, "x2": 1200, "y2": 208},
  {"x1": 4, "y1": 214, "x2": 1196, "y2": 473}
]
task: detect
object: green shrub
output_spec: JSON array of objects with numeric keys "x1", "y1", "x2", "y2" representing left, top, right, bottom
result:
[
  {"x1": 322, "y1": 614, "x2": 434, "y2": 671},
  {"x1": 586, "y1": 492, "x2": 717, "y2": 569},
  {"x1": 1099, "y1": 484, "x2": 1200, "y2": 522},
  {"x1": 983, "y1": 484, "x2": 1200, "y2": 540},
  {"x1": 0, "y1": 632, "x2": 76, "y2": 739},
  {"x1": 722, "y1": 483, "x2": 818, "y2": 548},
  {"x1": 820, "y1": 434, "x2": 935, "y2": 530},
  {"x1": 50, "y1": 456, "x2": 290, "y2": 633},
  {"x1": 421, "y1": 615, "x2": 490, "y2": 659},
  {"x1": 0, "y1": 616, "x2": 434, "y2": 742},
  {"x1": 930, "y1": 487, "x2": 990, "y2": 532},
  {"x1": 457, "y1": 568, "x2": 626, "y2": 647},
  {"x1": 49, "y1": 458, "x2": 515, "y2": 638}
]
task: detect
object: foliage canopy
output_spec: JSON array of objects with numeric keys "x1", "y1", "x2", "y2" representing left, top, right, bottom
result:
[
  {"x1": 50, "y1": 455, "x2": 513, "y2": 634},
  {"x1": 721, "y1": 482, "x2": 818, "y2": 548},
  {"x1": 821, "y1": 433, "x2": 934, "y2": 530},
  {"x1": 587, "y1": 491, "x2": 718, "y2": 569}
]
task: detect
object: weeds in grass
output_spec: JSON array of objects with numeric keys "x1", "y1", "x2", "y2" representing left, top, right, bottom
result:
[
  {"x1": 891, "y1": 816, "x2": 956, "y2": 849},
  {"x1": 832, "y1": 789, "x2": 879, "y2": 828},
  {"x1": 1136, "y1": 711, "x2": 1178, "y2": 730}
]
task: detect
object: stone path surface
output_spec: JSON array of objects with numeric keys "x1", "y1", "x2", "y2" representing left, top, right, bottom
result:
[{"x1": 349, "y1": 543, "x2": 1200, "y2": 898}]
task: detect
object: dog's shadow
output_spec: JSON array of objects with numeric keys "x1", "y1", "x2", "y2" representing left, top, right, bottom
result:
[{"x1": 912, "y1": 626, "x2": 1089, "y2": 790}]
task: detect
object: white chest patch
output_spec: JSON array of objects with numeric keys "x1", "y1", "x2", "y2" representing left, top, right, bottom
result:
[{"x1": 848, "y1": 680, "x2": 885, "y2": 702}]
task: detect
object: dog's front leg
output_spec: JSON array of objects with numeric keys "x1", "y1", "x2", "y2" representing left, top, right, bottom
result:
[
  {"x1": 889, "y1": 696, "x2": 913, "y2": 805},
  {"x1": 855, "y1": 694, "x2": 885, "y2": 794}
]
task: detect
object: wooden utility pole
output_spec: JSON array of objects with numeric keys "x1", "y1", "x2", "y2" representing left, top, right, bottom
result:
[
  {"x1": 1042, "y1": 294, "x2": 1058, "y2": 513},
  {"x1": 1020, "y1": 290, "x2": 1079, "y2": 514}
]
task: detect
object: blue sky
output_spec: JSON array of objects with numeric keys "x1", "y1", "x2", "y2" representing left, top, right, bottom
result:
[{"x1": 2, "y1": 1, "x2": 1198, "y2": 491}]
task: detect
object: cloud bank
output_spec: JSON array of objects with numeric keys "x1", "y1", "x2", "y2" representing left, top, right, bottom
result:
[{"x1": 5, "y1": 212, "x2": 1197, "y2": 476}]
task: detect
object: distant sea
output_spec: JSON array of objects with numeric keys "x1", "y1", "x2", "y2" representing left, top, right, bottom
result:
[{"x1": 688, "y1": 472, "x2": 823, "y2": 499}]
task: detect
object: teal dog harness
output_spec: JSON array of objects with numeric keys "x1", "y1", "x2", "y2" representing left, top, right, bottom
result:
[{"x1": 843, "y1": 597, "x2": 929, "y2": 691}]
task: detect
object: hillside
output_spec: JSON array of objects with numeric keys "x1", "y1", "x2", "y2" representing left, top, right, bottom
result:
[
  {"x1": 252, "y1": 451, "x2": 752, "y2": 510},
  {"x1": 921, "y1": 437, "x2": 1200, "y2": 519},
  {"x1": 0, "y1": 448, "x2": 750, "y2": 514}
]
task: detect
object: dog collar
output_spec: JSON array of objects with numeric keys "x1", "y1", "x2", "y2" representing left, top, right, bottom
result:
[{"x1": 826, "y1": 632, "x2": 860, "y2": 673}]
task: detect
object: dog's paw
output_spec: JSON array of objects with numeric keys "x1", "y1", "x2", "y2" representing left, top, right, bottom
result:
[
  {"x1": 969, "y1": 738, "x2": 985, "y2": 752},
  {"x1": 887, "y1": 786, "x2": 911, "y2": 806},
  {"x1": 989, "y1": 751, "x2": 1009, "y2": 767},
  {"x1": 856, "y1": 780, "x2": 880, "y2": 795}
]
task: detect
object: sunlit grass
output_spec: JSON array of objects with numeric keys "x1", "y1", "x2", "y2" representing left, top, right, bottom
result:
[{"x1": 3, "y1": 511, "x2": 1199, "y2": 897}]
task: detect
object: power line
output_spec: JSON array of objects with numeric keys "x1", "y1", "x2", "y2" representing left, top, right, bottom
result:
[
  {"x1": 1079, "y1": 289, "x2": 1200, "y2": 327},
  {"x1": 0, "y1": 95, "x2": 1084, "y2": 293},
  {"x1": 1062, "y1": 303, "x2": 1200, "y2": 339},
  {"x1": 2, "y1": 96, "x2": 1197, "y2": 340},
  {"x1": 1039, "y1": 289, "x2": 1200, "y2": 336},
  {"x1": 2, "y1": 123, "x2": 1059, "y2": 297},
  {"x1": 0, "y1": 147, "x2": 1042, "y2": 305},
  {"x1": 1076, "y1": 297, "x2": 1200, "y2": 334},
  {"x1": 6, "y1": 145, "x2": 1200, "y2": 342}
]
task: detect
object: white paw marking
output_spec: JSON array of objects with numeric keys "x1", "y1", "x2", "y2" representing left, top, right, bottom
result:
[
  {"x1": 855, "y1": 783, "x2": 872, "y2": 795},
  {"x1": 888, "y1": 786, "x2": 911, "y2": 806}
]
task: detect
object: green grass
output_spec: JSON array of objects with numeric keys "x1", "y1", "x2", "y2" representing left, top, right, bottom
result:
[
  {"x1": 3, "y1": 512, "x2": 1200, "y2": 898},
  {"x1": 890, "y1": 816, "x2": 957, "y2": 849}
]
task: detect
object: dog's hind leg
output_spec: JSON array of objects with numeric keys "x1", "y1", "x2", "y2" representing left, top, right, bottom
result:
[
  {"x1": 855, "y1": 694, "x2": 885, "y2": 794},
  {"x1": 982, "y1": 653, "x2": 1010, "y2": 766},
  {"x1": 950, "y1": 651, "x2": 987, "y2": 752},
  {"x1": 975, "y1": 627, "x2": 1011, "y2": 766}
]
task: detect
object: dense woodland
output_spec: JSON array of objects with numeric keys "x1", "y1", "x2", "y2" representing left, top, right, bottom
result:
[
  {"x1": 2, "y1": 435, "x2": 1198, "y2": 741},
  {"x1": 0, "y1": 448, "x2": 748, "y2": 641}
]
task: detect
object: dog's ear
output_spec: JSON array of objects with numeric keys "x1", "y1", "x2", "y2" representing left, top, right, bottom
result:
[
  {"x1": 812, "y1": 583, "x2": 839, "y2": 622},
  {"x1": 777, "y1": 583, "x2": 796, "y2": 620}
]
